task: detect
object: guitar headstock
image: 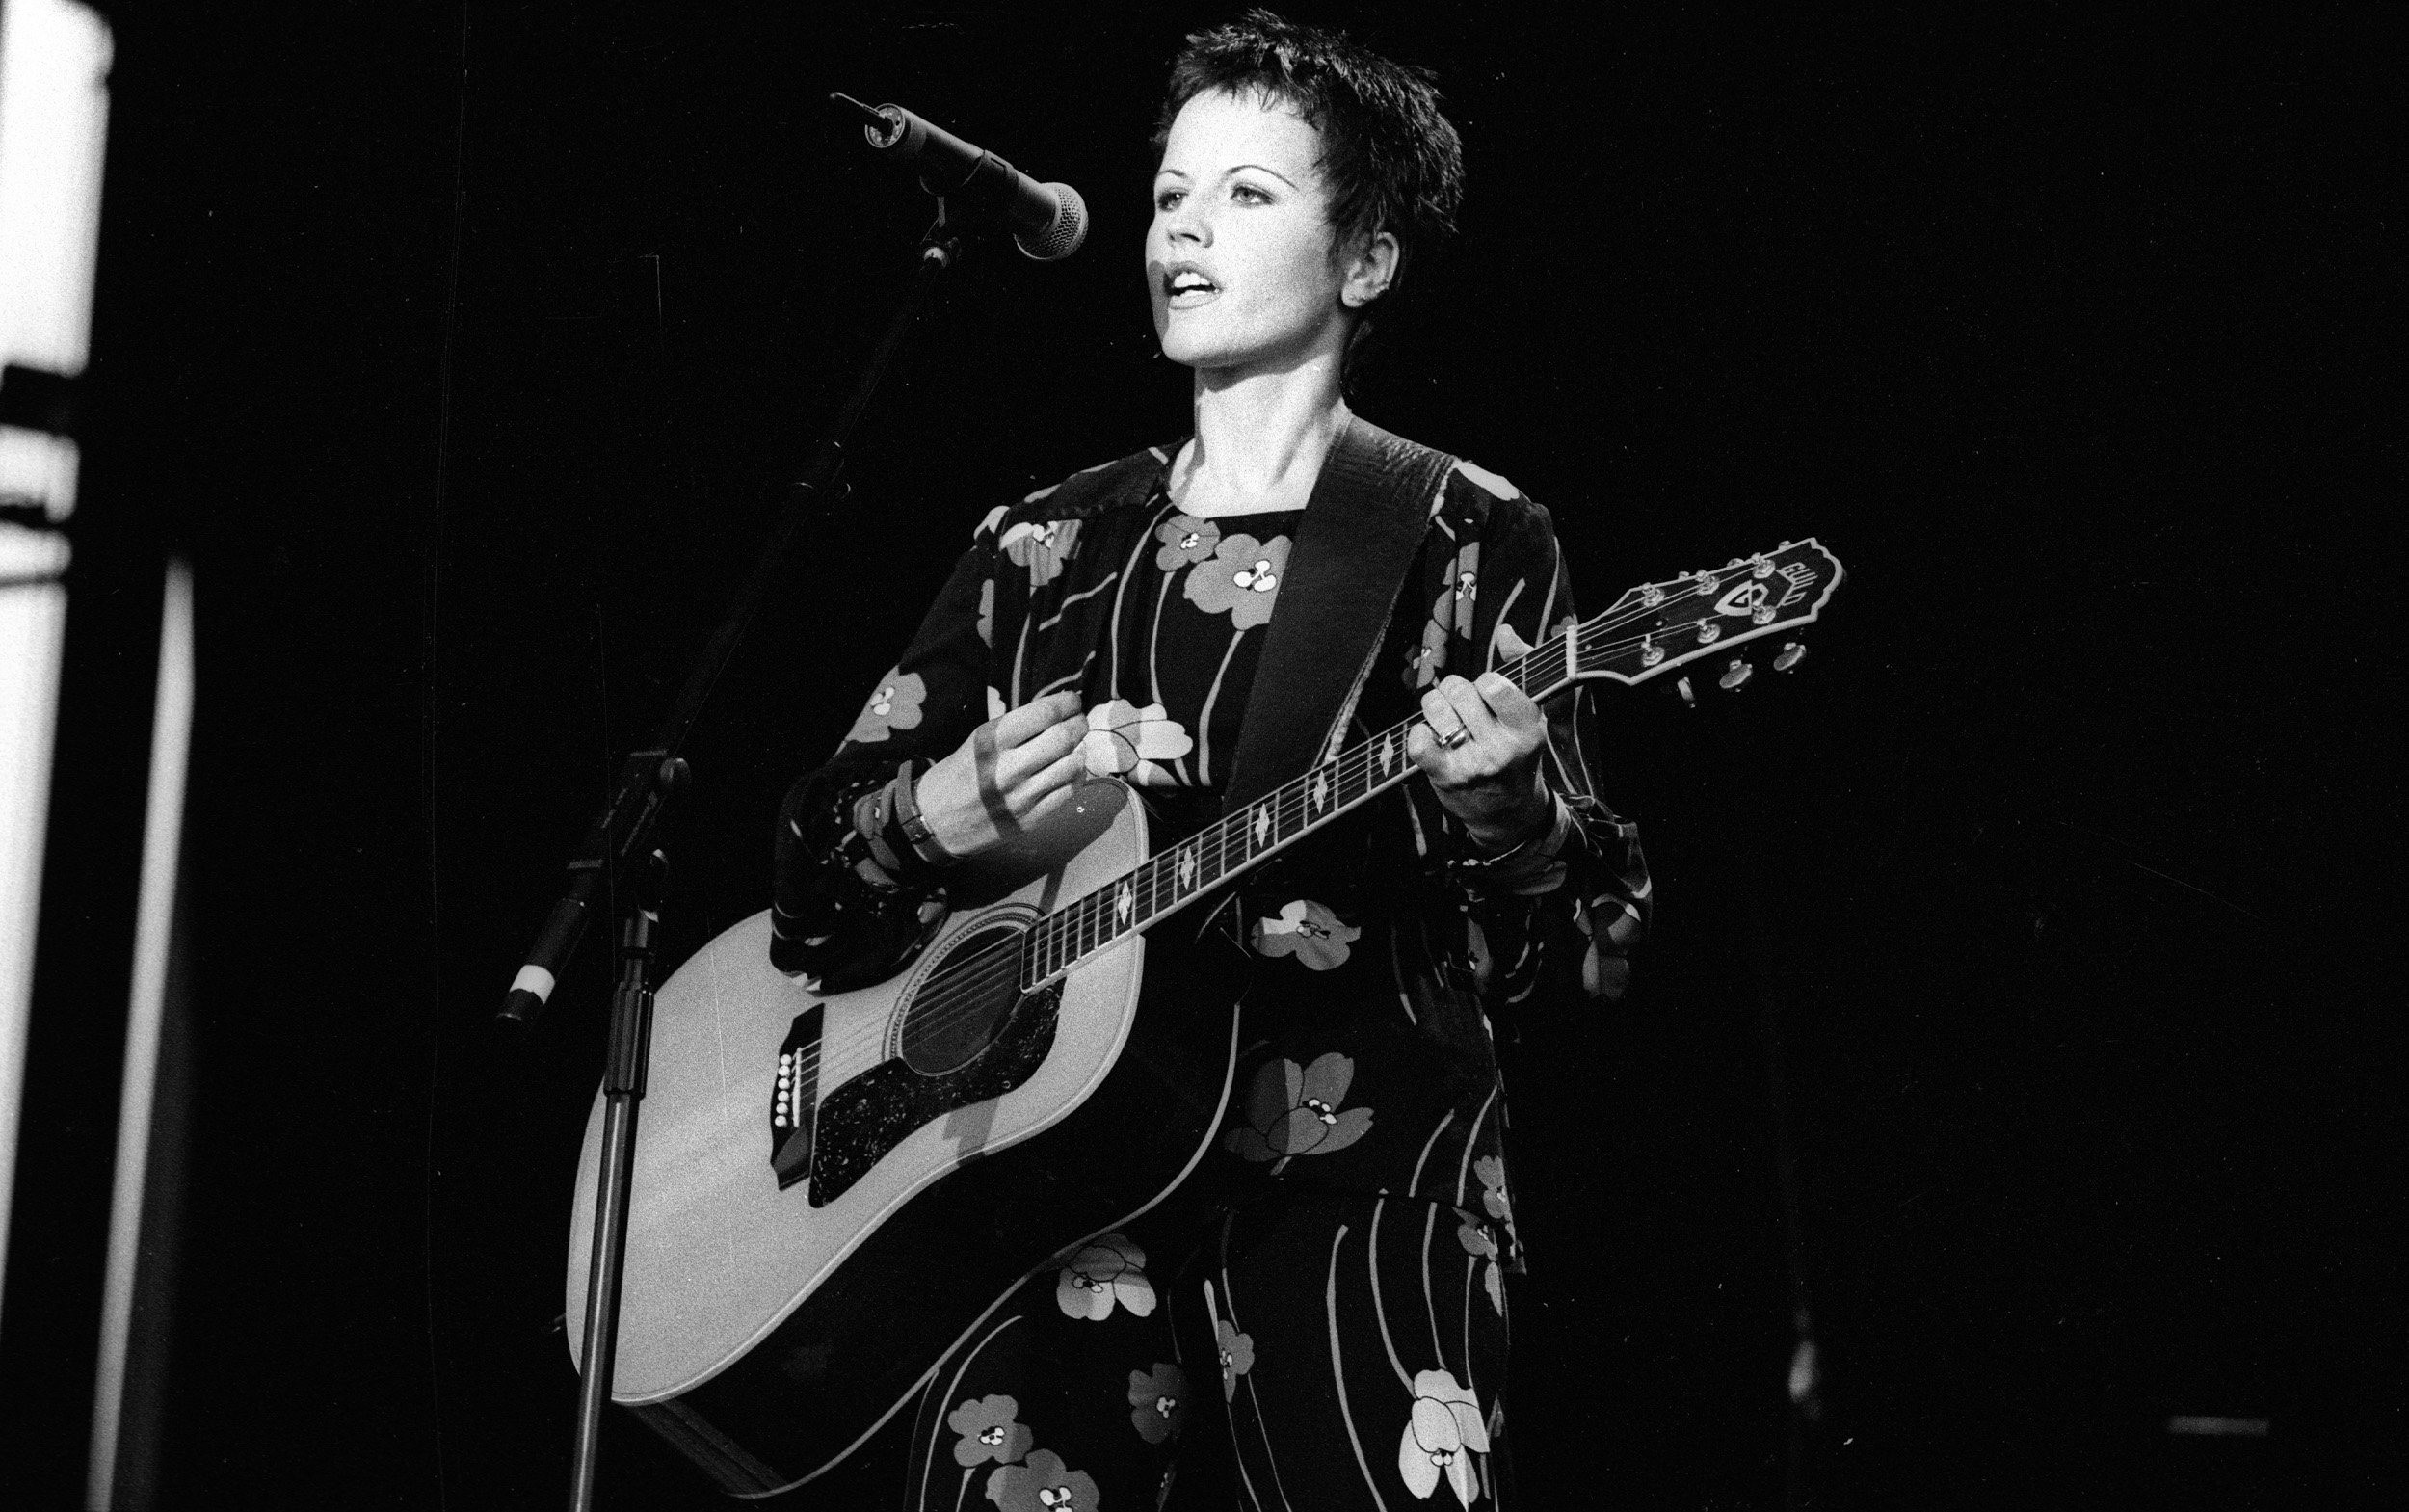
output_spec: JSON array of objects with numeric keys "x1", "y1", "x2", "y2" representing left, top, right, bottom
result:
[{"x1": 1541, "y1": 538, "x2": 1845, "y2": 696}]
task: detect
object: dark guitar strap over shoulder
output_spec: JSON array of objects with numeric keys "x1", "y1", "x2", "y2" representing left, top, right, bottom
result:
[{"x1": 1220, "y1": 414, "x2": 1455, "y2": 814}]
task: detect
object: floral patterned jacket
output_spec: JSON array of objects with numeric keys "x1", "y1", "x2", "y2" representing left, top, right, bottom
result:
[{"x1": 770, "y1": 440, "x2": 1650, "y2": 1212}]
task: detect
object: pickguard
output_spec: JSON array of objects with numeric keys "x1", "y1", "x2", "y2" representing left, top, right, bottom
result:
[{"x1": 805, "y1": 983, "x2": 1063, "y2": 1207}]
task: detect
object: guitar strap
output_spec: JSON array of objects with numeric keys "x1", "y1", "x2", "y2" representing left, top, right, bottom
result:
[{"x1": 1219, "y1": 414, "x2": 1456, "y2": 815}]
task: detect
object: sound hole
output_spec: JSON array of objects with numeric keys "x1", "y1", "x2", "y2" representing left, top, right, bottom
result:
[{"x1": 899, "y1": 922, "x2": 1029, "y2": 1075}]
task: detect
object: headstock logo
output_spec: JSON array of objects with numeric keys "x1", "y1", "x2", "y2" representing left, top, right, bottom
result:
[
  {"x1": 1716, "y1": 562, "x2": 1817, "y2": 617},
  {"x1": 1714, "y1": 581, "x2": 1770, "y2": 618}
]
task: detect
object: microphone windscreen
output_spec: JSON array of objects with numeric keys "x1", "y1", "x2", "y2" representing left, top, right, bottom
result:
[{"x1": 1015, "y1": 183, "x2": 1088, "y2": 262}]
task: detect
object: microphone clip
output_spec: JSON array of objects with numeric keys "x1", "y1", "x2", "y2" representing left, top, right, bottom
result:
[{"x1": 831, "y1": 91, "x2": 1088, "y2": 262}]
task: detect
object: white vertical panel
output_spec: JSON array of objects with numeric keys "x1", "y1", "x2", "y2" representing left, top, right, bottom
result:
[
  {"x1": 0, "y1": 0, "x2": 115, "y2": 1322},
  {"x1": 0, "y1": 576, "x2": 66, "y2": 1304},
  {"x1": 0, "y1": 0, "x2": 112, "y2": 373}
]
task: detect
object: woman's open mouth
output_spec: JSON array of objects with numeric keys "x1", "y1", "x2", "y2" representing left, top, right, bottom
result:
[{"x1": 1163, "y1": 265, "x2": 1220, "y2": 309}]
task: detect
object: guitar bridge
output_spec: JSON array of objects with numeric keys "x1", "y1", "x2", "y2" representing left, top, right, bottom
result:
[{"x1": 768, "y1": 1005, "x2": 825, "y2": 1191}]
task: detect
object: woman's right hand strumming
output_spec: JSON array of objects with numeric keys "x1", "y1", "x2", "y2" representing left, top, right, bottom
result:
[{"x1": 912, "y1": 690, "x2": 1091, "y2": 862}]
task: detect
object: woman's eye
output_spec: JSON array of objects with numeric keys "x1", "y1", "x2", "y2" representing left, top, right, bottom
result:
[
  {"x1": 1231, "y1": 183, "x2": 1270, "y2": 205},
  {"x1": 1154, "y1": 189, "x2": 1184, "y2": 211}
]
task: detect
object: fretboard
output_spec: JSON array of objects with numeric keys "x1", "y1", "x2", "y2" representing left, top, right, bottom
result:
[
  {"x1": 1016, "y1": 615, "x2": 1599, "y2": 990},
  {"x1": 1012, "y1": 538, "x2": 1841, "y2": 992}
]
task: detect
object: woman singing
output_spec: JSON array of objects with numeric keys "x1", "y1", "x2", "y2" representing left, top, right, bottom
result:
[{"x1": 772, "y1": 13, "x2": 1650, "y2": 1507}]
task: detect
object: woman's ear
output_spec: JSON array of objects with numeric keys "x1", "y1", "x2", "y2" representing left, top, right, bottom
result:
[{"x1": 1340, "y1": 228, "x2": 1402, "y2": 309}]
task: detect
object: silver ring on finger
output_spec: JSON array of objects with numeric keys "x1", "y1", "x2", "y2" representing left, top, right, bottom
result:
[{"x1": 1438, "y1": 722, "x2": 1474, "y2": 751}]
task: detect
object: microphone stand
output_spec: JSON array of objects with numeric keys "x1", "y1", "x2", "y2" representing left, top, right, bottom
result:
[
  {"x1": 569, "y1": 838, "x2": 675, "y2": 1512},
  {"x1": 509, "y1": 204, "x2": 975, "y2": 1512}
]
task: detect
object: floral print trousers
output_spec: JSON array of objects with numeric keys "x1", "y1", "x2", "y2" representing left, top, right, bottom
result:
[{"x1": 897, "y1": 1184, "x2": 1513, "y2": 1511}]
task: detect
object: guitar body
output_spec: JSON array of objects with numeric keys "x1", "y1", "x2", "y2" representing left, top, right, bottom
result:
[
  {"x1": 565, "y1": 777, "x2": 1246, "y2": 1492},
  {"x1": 558, "y1": 536, "x2": 1846, "y2": 1494}
]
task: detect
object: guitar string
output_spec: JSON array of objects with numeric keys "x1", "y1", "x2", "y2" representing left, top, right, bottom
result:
[
  {"x1": 885, "y1": 596, "x2": 1784, "y2": 1049},
  {"x1": 820, "y1": 611, "x2": 1774, "y2": 1060},
  {"x1": 792, "y1": 592, "x2": 1826, "y2": 1073},
  {"x1": 879, "y1": 726, "x2": 1418, "y2": 1034},
  {"x1": 917, "y1": 570, "x2": 1816, "y2": 1012},
  {"x1": 821, "y1": 624, "x2": 1656, "y2": 1060}
]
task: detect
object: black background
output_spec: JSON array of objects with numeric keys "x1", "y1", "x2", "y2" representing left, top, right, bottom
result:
[{"x1": 15, "y1": 2, "x2": 2399, "y2": 1506}]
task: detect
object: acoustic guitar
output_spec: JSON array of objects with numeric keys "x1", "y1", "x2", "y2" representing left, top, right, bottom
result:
[{"x1": 567, "y1": 539, "x2": 1844, "y2": 1493}]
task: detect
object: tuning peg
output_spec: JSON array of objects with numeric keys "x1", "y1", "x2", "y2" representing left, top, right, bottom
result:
[
  {"x1": 1676, "y1": 676, "x2": 1696, "y2": 707},
  {"x1": 1718, "y1": 658, "x2": 1754, "y2": 691},
  {"x1": 1774, "y1": 641, "x2": 1807, "y2": 672}
]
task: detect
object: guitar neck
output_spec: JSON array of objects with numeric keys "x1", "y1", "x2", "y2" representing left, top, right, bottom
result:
[{"x1": 1017, "y1": 537, "x2": 1843, "y2": 991}]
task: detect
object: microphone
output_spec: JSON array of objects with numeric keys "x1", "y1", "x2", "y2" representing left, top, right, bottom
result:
[{"x1": 832, "y1": 92, "x2": 1088, "y2": 261}]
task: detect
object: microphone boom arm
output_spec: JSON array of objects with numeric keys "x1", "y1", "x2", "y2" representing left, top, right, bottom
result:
[{"x1": 498, "y1": 215, "x2": 962, "y2": 1026}]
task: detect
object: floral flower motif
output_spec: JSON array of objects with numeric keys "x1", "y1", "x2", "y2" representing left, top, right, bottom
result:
[
  {"x1": 985, "y1": 1449, "x2": 1099, "y2": 1512},
  {"x1": 1222, "y1": 1051, "x2": 1374, "y2": 1163},
  {"x1": 1404, "y1": 615, "x2": 1448, "y2": 689},
  {"x1": 1251, "y1": 897, "x2": 1362, "y2": 970},
  {"x1": 947, "y1": 1393, "x2": 1033, "y2": 1468},
  {"x1": 977, "y1": 577, "x2": 996, "y2": 648},
  {"x1": 1458, "y1": 1217, "x2": 1507, "y2": 1316},
  {"x1": 1403, "y1": 542, "x2": 1479, "y2": 686},
  {"x1": 1474, "y1": 1155, "x2": 1519, "y2": 1301},
  {"x1": 1397, "y1": 1367, "x2": 1490, "y2": 1505},
  {"x1": 1055, "y1": 1233, "x2": 1156, "y2": 1320},
  {"x1": 1000, "y1": 518, "x2": 1080, "y2": 589},
  {"x1": 1153, "y1": 512, "x2": 1221, "y2": 571},
  {"x1": 1126, "y1": 1361, "x2": 1189, "y2": 1445},
  {"x1": 1441, "y1": 542, "x2": 1481, "y2": 640},
  {"x1": 1473, "y1": 1155, "x2": 1514, "y2": 1227},
  {"x1": 1080, "y1": 699, "x2": 1193, "y2": 786},
  {"x1": 1215, "y1": 1319, "x2": 1256, "y2": 1401},
  {"x1": 845, "y1": 669, "x2": 926, "y2": 744},
  {"x1": 1182, "y1": 532, "x2": 1291, "y2": 629}
]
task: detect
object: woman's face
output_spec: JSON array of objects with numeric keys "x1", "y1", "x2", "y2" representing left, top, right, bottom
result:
[{"x1": 1147, "y1": 89, "x2": 1365, "y2": 378}]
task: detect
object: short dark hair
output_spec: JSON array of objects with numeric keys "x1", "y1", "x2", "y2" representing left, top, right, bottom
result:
[{"x1": 1153, "y1": 10, "x2": 1466, "y2": 306}]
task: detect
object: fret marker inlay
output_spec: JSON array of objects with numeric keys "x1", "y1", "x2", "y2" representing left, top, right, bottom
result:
[{"x1": 998, "y1": 538, "x2": 1839, "y2": 995}]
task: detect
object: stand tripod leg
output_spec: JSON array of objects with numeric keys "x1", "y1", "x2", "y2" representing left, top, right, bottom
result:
[{"x1": 569, "y1": 849, "x2": 664, "y2": 1512}]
